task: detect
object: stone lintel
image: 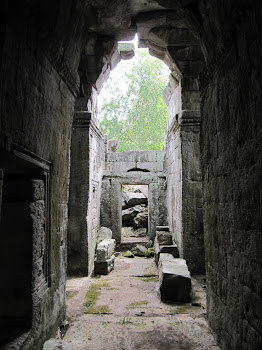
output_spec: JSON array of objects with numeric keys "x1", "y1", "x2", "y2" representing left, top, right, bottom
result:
[{"x1": 102, "y1": 174, "x2": 165, "y2": 184}]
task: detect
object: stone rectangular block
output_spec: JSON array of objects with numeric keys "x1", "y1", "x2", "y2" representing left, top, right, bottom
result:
[
  {"x1": 154, "y1": 241, "x2": 179, "y2": 263},
  {"x1": 94, "y1": 255, "x2": 115, "y2": 275},
  {"x1": 96, "y1": 239, "x2": 115, "y2": 262},
  {"x1": 158, "y1": 254, "x2": 191, "y2": 302}
]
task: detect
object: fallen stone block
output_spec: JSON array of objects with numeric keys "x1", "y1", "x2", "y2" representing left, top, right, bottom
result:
[
  {"x1": 96, "y1": 239, "x2": 115, "y2": 262},
  {"x1": 123, "y1": 191, "x2": 148, "y2": 207},
  {"x1": 154, "y1": 241, "x2": 179, "y2": 263},
  {"x1": 133, "y1": 244, "x2": 148, "y2": 256},
  {"x1": 159, "y1": 254, "x2": 191, "y2": 302},
  {"x1": 133, "y1": 210, "x2": 148, "y2": 228},
  {"x1": 94, "y1": 255, "x2": 115, "y2": 275},
  {"x1": 122, "y1": 205, "x2": 145, "y2": 221},
  {"x1": 156, "y1": 229, "x2": 172, "y2": 245},
  {"x1": 123, "y1": 250, "x2": 134, "y2": 258}
]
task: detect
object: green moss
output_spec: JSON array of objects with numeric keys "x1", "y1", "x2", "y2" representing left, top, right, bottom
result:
[
  {"x1": 138, "y1": 275, "x2": 159, "y2": 282},
  {"x1": 144, "y1": 249, "x2": 153, "y2": 258},
  {"x1": 87, "y1": 305, "x2": 111, "y2": 314},
  {"x1": 169, "y1": 304, "x2": 192, "y2": 315},
  {"x1": 127, "y1": 300, "x2": 148, "y2": 308},
  {"x1": 123, "y1": 250, "x2": 134, "y2": 258},
  {"x1": 66, "y1": 290, "x2": 78, "y2": 300},
  {"x1": 84, "y1": 280, "x2": 110, "y2": 314}
]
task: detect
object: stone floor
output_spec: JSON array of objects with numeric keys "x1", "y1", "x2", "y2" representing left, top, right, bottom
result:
[{"x1": 60, "y1": 255, "x2": 221, "y2": 350}]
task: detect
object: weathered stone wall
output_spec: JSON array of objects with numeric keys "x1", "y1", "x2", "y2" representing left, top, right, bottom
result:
[
  {"x1": 101, "y1": 151, "x2": 167, "y2": 242},
  {"x1": 201, "y1": 7, "x2": 262, "y2": 349},
  {"x1": 0, "y1": 5, "x2": 79, "y2": 349}
]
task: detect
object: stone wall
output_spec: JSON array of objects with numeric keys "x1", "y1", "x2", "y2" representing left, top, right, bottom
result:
[
  {"x1": 201, "y1": 8, "x2": 262, "y2": 349},
  {"x1": 101, "y1": 151, "x2": 167, "y2": 242},
  {"x1": 0, "y1": 5, "x2": 79, "y2": 349}
]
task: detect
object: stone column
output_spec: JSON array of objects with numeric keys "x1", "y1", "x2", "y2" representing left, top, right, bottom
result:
[
  {"x1": 179, "y1": 110, "x2": 205, "y2": 273},
  {"x1": 67, "y1": 110, "x2": 91, "y2": 276},
  {"x1": 166, "y1": 109, "x2": 205, "y2": 273}
]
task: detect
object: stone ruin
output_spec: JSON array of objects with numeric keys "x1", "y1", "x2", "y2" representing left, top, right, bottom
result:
[{"x1": 122, "y1": 185, "x2": 149, "y2": 239}]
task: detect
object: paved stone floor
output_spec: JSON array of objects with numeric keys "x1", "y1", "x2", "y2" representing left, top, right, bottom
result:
[{"x1": 61, "y1": 255, "x2": 221, "y2": 350}]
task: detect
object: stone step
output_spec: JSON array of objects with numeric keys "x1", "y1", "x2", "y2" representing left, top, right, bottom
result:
[
  {"x1": 116, "y1": 237, "x2": 148, "y2": 252},
  {"x1": 158, "y1": 253, "x2": 191, "y2": 302}
]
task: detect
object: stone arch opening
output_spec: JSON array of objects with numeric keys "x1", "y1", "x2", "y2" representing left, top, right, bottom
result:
[{"x1": 1, "y1": 1, "x2": 262, "y2": 349}]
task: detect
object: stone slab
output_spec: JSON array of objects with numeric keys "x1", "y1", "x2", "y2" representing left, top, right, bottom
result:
[{"x1": 159, "y1": 254, "x2": 191, "y2": 302}]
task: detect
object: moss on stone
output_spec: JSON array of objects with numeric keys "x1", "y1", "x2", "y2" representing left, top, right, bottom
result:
[
  {"x1": 138, "y1": 275, "x2": 159, "y2": 282},
  {"x1": 123, "y1": 250, "x2": 135, "y2": 258},
  {"x1": 66, "y1": 290, "x2": 78, "y2": 300},
  {"x1": 84, "y1": 280, "x2": 110, "y2": 313},
  {"x1": 127, "y1": 300, "x2": 148, "y2": 308}
]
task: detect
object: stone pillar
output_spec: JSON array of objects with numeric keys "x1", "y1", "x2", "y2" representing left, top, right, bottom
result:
[
  {"x1": 148, "y1": 182, "x2": 159, "y2": 241},
  {"x1": 180, "y1": 110, "x2": 205, "y2": 273},
  {"x1": 67, "y1": 111, "x2": 91, "y2": 276},
  {"x1": 166, "y1": 110, "x2": 205, "y2": 273}
]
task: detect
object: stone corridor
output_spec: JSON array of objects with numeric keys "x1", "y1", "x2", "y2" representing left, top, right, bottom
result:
[
  {"x1": 59, "y1": 255, "x2": 220, "y2": 350},
  {"x1": 0, "y1": 1, "x2": 262, "y2": 349}
]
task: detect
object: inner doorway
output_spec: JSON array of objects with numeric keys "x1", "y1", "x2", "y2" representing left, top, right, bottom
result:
[{"x1": 121, "y1": 184, "x2": 149, "y2": 243}]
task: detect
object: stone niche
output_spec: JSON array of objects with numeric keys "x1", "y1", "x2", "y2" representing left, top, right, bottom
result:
[
  {"x1": 100, "y1": 150, "x2": 168, "y2": 242},
  {"x1": 0, "y1": 145, "x2": 51, "y2": 347}
]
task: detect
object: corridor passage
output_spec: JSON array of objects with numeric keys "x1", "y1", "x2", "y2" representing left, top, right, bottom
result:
[{"x1": 61, "y1": 256, "x2": 221, "y2": 350}]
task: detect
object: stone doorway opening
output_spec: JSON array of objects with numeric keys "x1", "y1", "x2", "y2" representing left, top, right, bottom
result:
[{"x1": 121, "y1": 184, "x2": 149, "y2": 243}]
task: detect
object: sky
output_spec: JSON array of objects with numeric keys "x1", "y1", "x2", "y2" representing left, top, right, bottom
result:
[{"x1": 97, "y1": 34, "x2": 170, "y2": 121}]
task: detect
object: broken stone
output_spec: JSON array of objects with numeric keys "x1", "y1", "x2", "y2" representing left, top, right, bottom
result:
[
  {"x1": 133, "y1": 244, "x2": 148, "y2": 257},
  {"x1": 42, "y1": 338, "x2": 64, "y2": 350},
  {"x1": 122, "y1": 191, "x2": 148, "y2": 207},
  {"x1": 144, "y1": 248, "x2": 153, "y2": 258},
  {"x1": 158, "y1": 254, "x2": 191, "y2": 302},
  {"x1": 133, "y1": 211, "x2": 148, "y2": 228},
  {"x1": 122, "y1": 205, "x2": 145, "y2": 221},
  {"x1": 97, "y1": 227, "x2": 113, "y2": 243},
  {"x1": 122, "y1": 226, "x2": 147, "y2": 238},
  {"x1": 96, "y1": 239, "x2": 115, "y2": 262},
  {"x1": 94, "y1": 255, "x2": 115, "y2": 275},
  {"x1": 154, "y1": 241, "x2": 179, "y2": 263},
  {"x1": 156, "y1": 229, "x2": 172, "y2": 245},
  {"x1": 123, "y1": 250, "x2": 134, "y2": 258}
]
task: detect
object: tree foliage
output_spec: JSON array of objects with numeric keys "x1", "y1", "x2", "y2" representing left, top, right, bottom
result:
[{"x1": 98, "y1": 50, "x2": 169, "y2": 152}]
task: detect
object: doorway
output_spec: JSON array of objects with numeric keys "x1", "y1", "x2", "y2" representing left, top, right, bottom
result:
[{"x1": 121, "y1": 184, "x2": 149, "y2": 243}]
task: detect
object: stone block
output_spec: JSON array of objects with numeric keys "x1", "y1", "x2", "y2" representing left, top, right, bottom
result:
[
  {"x1": 97, "y1": 227, "x2": 113, "y2": 243},
  {"x1": 123, "y1": 191, "x2": 147, "y2": 207},
  {"x1": 154, "y1": 241, "x2": 179, "y2": 263},
  {"x1": 158, "y1": 254, "x2": 191, "y2": 302},
  {"x1": 156, "y1": 228, "x2": 172, "y2": 245},
  {"x1": 122, "y1": 205, "x2": 144, "y2": 221},
  {"x1": 94, "y1": 255, "x2": 115, "y2": 275},
  {"x1": 96, "y1": 239, "x2": 115, "y2": 262}
]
